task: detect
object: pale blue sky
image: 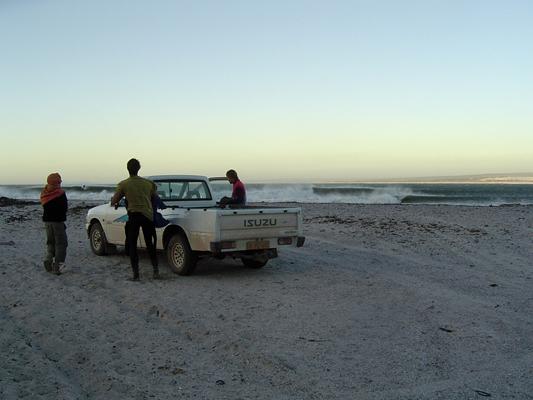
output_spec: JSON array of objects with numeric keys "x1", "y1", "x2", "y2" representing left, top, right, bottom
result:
[{"x1": 1, "y1": 0, "x2": 532, "y2": 183}]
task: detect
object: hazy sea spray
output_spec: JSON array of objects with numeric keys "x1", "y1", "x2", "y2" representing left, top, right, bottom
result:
[
  {"x1": 193, "y1": 183, "x2": 533, "y2": 205},
  {"x1": 1, "y1": 183, "x2": 532, "y2": 206},
  {"x1": 311, "y1": 185, "x2": 416, "y2": 204}
]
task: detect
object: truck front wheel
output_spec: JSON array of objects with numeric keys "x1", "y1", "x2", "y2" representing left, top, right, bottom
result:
[
  {"x1": 166, "y1": 234, "x2": 197, "y2": 275},
  {"x1": 90, "y1": 222, "x2": 110, "y2": 256}
]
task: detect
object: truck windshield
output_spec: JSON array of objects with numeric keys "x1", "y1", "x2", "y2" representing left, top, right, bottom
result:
[{"x1": 155, "y1": 180, "x2": 212, "y2": 201}]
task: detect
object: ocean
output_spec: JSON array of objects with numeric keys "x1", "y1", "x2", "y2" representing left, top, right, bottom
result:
[{"x1": 1, "y1": 183, "x2": 533, "y2": 206}]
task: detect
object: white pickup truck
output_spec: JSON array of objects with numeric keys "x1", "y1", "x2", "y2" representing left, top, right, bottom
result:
[{"x1": 85, "y1": 175, "x2": 305, "y2": 275}]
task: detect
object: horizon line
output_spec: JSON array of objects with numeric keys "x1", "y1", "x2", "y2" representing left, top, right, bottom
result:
[{"x1": 2, "y1": 172, "x2": 533, "y2": 186}]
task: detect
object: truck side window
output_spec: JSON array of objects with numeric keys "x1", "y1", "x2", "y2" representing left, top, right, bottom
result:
[
  {"x1": 156, "y1": 182, "x2": 170, "y2": 200},
  {"x1": 155, "y1": 180, "x2": 212, "y2": 201}
]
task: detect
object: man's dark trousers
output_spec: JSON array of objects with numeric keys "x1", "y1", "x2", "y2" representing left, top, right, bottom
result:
[{"x1": 126, "y1": 212, "x2": 158, "y2": 277}]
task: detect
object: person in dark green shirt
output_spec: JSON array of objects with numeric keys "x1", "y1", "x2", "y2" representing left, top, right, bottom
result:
[{"x1": 111, "y1": 158, "x2": 159, "y2": 281}]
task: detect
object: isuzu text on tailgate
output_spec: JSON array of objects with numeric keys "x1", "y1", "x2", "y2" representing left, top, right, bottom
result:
[{"x1": 244, "y1": 218, "x2": 278, "y2": 227}]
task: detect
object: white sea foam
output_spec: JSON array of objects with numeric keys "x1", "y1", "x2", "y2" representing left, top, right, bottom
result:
[{"x1": 213, "y1": 184, "x2": 415, "y2": 204}]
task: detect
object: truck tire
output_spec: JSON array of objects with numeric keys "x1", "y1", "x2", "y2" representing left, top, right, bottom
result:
[
  {"x1": 167, "y1": 234, "x2": 197, "y2": 275},
  {"x1": 241, "y1": 257, "x2": 268, "y2": 269},
  {"x1": 90, "y1": 222, "x2": 110, "y2": 256}
]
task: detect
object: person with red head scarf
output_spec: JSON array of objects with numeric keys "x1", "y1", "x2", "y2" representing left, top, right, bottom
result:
[{"x1": 41, "y1": 173, "x2": 68, "y2": 275}]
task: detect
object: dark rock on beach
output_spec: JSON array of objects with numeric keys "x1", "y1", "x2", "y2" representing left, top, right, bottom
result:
[{"x1": 0, "y1": 197, "x2": 40, "y2": 207}]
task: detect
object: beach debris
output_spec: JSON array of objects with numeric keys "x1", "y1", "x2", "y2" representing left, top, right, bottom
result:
[
  {"x1": 474, "y1": 389, "x2": 491, "y2": 397},
  {"x1": 146, "y1": 305, "x2": 161, "y2": 320},
  {"x1": 0, "y1": 197, "x2": 39, "y2": 207},
  {"x1": 5, "y1": 214, "x2": 30, "y2": 223},
  {"x1": 298, "y1": 336, "x2": 329, "y2": 343},
  {"x1": 172, "y1": 368, "x2": 185, "y2": 375},
  {"x1": 216, "y1": 379, "x2": 225, "y2": 385},
  {"x1": 0, "y1": 241, "x2": 15, "y2": 246},
  {"x1": 439, "y1": 327, "x2": 454, "y2": 333},
  {"x1": 306, "y1": 215, "x2": 492, "y2": 241},
  {"x1": 489, "y1": 284, "x2": 498, "y2": 287},
  {"x1": 69, "y1": 204, "x2": 93, "y2": 213}
]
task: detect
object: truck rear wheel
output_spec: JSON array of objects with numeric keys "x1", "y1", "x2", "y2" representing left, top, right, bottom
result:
[
  {"x1": 167, "y1": 234, "x2": 197, "y2": 275},
  {"x1": 241, "y1": 257, "x2": 268, "y2": 269}
]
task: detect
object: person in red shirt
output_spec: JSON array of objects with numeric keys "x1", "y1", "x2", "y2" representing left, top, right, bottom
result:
[{"x1": 220, "y1": 169, "x2": 246, "y2": 207}]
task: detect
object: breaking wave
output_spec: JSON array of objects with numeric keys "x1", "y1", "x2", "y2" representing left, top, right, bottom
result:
[
  {"x1": 1, "y1": 183, "x2": 532, "y2": 206},
  {"x1": 0, "y1": 185, "x2": 116, "y2": 202}
]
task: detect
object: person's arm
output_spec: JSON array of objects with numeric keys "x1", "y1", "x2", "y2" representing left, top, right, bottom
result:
[
  {"x1": 157, "y1": 196, "x2": 167, "y2": 209},
  {"x1": 152, "y1": 193, "x2": 167, "y2": 210},
  {"x1": 59, "y1": 192, "x2": 68, "y2": 215},
  {"x1": 111, "y1": 186, "x2": 124, "y2": 207},
  {"x1": 218, "y1": 196, "x2": 231, "y2": 207}
]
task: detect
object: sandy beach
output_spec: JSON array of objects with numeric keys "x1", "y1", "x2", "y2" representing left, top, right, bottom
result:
[{"x1": 1, "y1": 200, "x2": 532, "y2": 399}]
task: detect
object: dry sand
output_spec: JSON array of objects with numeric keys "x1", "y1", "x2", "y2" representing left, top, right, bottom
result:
[{"x1": 0, "y1": 200, "x2": 532, "y2": 399}]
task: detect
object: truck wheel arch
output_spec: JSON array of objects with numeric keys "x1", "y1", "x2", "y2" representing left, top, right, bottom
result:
[
  {"x1": 163, "y1": 225, "x2": 190, "y2": 249},
  {"x1": 88, "y1": 218, "x2": 102, "y2": 236}
]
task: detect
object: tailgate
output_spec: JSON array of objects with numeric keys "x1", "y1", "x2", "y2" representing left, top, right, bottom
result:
[{"x1": 219, "y1": 209, "x2": 301, "y2": 240}]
